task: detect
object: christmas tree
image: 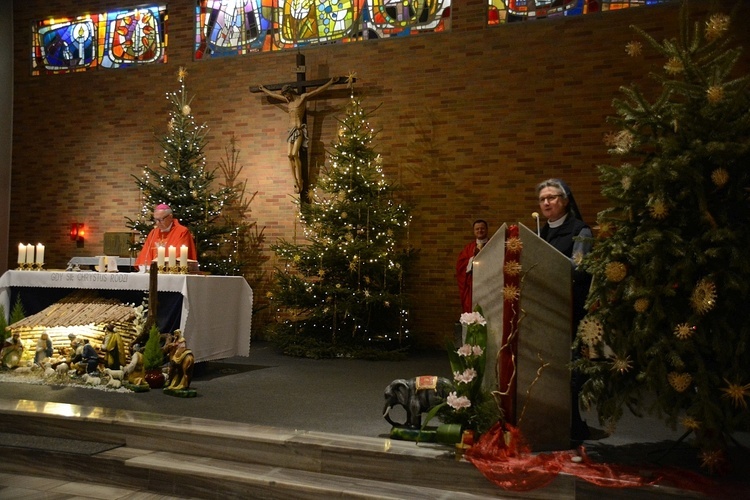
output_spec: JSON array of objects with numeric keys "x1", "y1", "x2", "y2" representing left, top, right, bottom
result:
[
  {"x1": 212, "y1": 134, "x2": 268, "y2": 279},
  {"x1": 269, "y1": 93, "x2": 415, "y2": 358},
  {"x1": 575, "y1": 3, "x2": 750, "y2": 472},
  {"x1": 126, "y1": 67, "x2": 234, "y2": 275}
]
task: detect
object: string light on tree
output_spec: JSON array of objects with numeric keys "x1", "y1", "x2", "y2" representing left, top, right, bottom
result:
[{"x1": 269, "y1": 89, "x2": 415, "y2": 357}]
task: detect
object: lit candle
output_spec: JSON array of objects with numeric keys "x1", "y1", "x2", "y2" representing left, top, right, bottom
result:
[
  {"x1": 17, "y1": 243, "x2": 26, "y2": 265},
  {"x1": 168, "y1": 246, "x2": 177, "y2": 268},
  {"x1": 157, "y1": 246, "x2": 166, "y2": 268},
  {"x1": 179, "y1": 245, "x2": 188, "y2": 268},
  {"x1": 36, "y1": 243, "x2": 45, "y2": 265},
  {"x1": 25, "y1": 244, "x2": 35, "y2": 264}
]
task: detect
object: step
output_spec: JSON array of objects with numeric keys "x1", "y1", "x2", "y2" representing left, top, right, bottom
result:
[{"x1": 0, "y1": 399, "x2": 522, "y2": 497}]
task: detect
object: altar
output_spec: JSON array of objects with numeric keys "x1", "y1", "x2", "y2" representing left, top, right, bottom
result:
[{"x1": 0, "y1": 270, "x2": 252, "y2": 362}]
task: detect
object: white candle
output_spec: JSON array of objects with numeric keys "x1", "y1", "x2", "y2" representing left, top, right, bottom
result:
[
  {"x1": 35, "y1": 243, "x2": 45, "y2": 265},
  {"x1": 25, "y1": 244, "x2": 35, "y2": 264},
  {"x1": 179, "y1": 245, "x2": 188, "y2": 267},
  {"x1": 168, "y1": 246, "x2": 177, "y2": 268},
  {"x1": 157, "y1": 246, "x2": 166, "y2": 267},
  {"x1": 17, "y1": 243, "x2": 26, "y2": 264}
]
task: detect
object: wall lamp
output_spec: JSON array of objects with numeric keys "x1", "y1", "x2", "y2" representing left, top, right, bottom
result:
[{"x1": 70, "y1": 222, "x2": 85, "y2": 242}]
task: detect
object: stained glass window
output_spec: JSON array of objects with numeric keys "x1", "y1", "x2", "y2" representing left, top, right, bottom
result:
[
  {"x1": 32, "y1": 5, "x2": 168, "y2": 76},
  {"x1": 194, "y1": 0, "x2": 452, "y2": 58},
  {"x1": 488, "y1": 0, "x2": 673, "y2": 25}
]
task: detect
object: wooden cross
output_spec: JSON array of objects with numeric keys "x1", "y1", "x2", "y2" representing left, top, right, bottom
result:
[{"x1": 251, "y1": 53, "x2": 352, "y2": 198}]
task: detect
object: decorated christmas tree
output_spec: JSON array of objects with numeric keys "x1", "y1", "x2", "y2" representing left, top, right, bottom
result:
[
  {"x1": 575, "y1": 4, "x2": 750, "y2": 471},
  {"x1": 269, "y1": 94, "x2": 415, "y2": 358},
  {"x1": 212, "y1": 134, "x2": 268, "y2": 279},
  {"x1": 126, "y1": 67, "x2": 234, "y2": 275}
]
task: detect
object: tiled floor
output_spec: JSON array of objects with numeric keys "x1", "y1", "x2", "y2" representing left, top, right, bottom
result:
[{"x1": 0, "y1": 472, "x2": 198, "y2": 499}]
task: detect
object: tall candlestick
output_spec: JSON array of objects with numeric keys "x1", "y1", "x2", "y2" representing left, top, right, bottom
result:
[
  {"x1": 25, "y1": 244, "x2": 35, "y2": 264},
  {"x1": 179, "y1": 245, "x2": 188, "y2": 268},
  {"x1": 168, "y1": 246, "x2": 177, "y2": 268},
  {"x1": 17, "y1": 243, "x2": 26, "y2": 265},
  {"x1": 36, "y1": 243, "x2": 45, "y2": 265},
  {"x1": 157, "y1": 246, "x2": 166, "y2": 268}
]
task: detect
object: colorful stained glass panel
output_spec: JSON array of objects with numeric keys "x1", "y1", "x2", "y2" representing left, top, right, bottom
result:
[
  {"x1": 488, "y1": 0, "x2": 673, "y2": 25},
  {"x1": 195, "y1": 0, "x2": 451, "y2": 56},
  {"x1": 195, "y1": 0, "x2": 266, "y2": 58},
  {"x1": 101, "y1": 6, "x2": 168, "y2": 68},
  {"x1": 32, "y1": 5, "x2": 167, "y2": 75},
  {"x1": 32, "y1": 18, "x2": 99, "y2": 74}
]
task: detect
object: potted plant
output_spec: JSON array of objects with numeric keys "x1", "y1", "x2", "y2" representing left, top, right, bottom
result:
[{"x1": 143, "y1": 324, "x2": 165, "y2": 388}]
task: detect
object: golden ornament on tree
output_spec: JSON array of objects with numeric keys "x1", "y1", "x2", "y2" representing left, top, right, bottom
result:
[
  {"x1": 596, "y1": 221, "x2": 614, "y2": 239},
  {"x1": 634, "y1": 297, "x2": 650, "y2": 313},
  {"x1": 605, "y1": 261, "x2": 627, "y2": 282},
  {"x1": 610, "y1": 354, "x2": 633, "y2": 374},
  {"x1": 690, "y1": 279, "x2": 717, "y2": 315},
  {"x1": 705, "y1": 13, "x2": 730, "y2": 42},
  {"x1": 578, "y1": 317, "x2": 604, "y2": 346},
  {"x1": 664, "y1": 57, "x2": 684, "y2": 75},
  {"x1": 673, "y1": 323, "x2": 693, "y2": 340},
  {"x1": 706, "y1": 85, "x2": 725, "y2": 104},
  {"x1": 668, "y1": 371, "x2": 693, "y2": 393},
  {"x1": 710, "y1": 168, "x2": 729, "y2": 188},
  {"x1": 680, "y1": 415, "x2": 701, "y2": 431},
  {"x1": 649, "y1": 199, "x2": 669, "y2": 220},
  {"x1": 625, "y1": 41, "x2": 642, "y2": 57},
  {"x1": 720, "y1": 378, "x2": 750, "y2": 409}
]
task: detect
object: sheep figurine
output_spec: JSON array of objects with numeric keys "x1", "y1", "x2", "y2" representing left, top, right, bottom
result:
[
  {"x1": 104, "y1": 368, "x2": 124, "y2": 380},
  {"x1": 106, "y1": 378, "x2": 122, "y2": 389},
  {"x1": 55, "y1": 363, "x2": 69, "y2": 375},
  {"x1": 82, "y1": 373, "x2": 101, "y2": 386}
]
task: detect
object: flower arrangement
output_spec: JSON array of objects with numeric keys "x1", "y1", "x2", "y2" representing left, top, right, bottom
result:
[{"x1": 424, "y1": 307, "x2": 502, "y2": 436}]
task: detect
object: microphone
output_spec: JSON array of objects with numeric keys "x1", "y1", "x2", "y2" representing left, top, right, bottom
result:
[{"x1": 532, "y1": 212, "x2": 540, "y2": 236}]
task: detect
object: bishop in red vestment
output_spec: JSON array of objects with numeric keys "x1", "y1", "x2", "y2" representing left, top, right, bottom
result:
[{"x1": 134, "y1": 204, "x2": 198, "y2": 267}]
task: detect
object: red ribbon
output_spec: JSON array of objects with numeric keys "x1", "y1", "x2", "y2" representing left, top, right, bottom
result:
[{"x1": 498, "y1": 224, "x2": 520, "y2": 423}]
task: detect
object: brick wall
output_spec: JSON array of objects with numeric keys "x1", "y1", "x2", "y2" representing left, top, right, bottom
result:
[{"x1": 10, "y1": 1, "x2": 749, "y2": 347}]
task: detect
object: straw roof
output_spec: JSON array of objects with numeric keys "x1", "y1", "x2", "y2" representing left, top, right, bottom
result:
[{"x1": 8, "y1": 290, "x2": 136, "y2": 329}]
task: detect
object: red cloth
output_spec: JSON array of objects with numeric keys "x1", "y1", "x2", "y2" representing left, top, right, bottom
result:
[
  {"x1": 134, "y1": 219, "x2": 198, "y2": 266},
  {"x1": 466, "y1": 423, "x2": 723, "y2": 496},
  {"x1": 456, "y1": 241, "x2": 479, "y2": 313}
]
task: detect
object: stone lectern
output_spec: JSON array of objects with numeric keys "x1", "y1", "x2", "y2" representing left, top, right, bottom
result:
[{"x1": 473, "y1": 222, "x2": 572, "y2": 451}]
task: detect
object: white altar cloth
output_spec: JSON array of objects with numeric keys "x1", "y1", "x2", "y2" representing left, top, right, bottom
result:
[{"x1": 0, "y1": 270, "x2": 252, "y2": 362}]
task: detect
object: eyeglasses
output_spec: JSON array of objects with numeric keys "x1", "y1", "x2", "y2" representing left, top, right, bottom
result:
[
  {"x1": 538, "y1": 194, "x2": 562, "y2": 204},
  {"x1": 154, "y1": 214, "x2": 172, "y2": 223}
]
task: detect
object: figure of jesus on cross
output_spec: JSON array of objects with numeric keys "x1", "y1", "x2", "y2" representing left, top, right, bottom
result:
[{"x1": 258, "y1": 77, "x2": 341, "y2": 194}]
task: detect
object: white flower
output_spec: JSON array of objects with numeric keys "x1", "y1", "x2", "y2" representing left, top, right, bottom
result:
[
  {"x1": 459, "y1": 312, "x2": 487, "y2": 326},
  {"x1": 454, "y1": 368, "x2": 477, "y2": 384},
  {"x1": 457, "y1": 344, "x2": 484, "y2": 358},
  {"x1": 457, "y1": 344, "x2": 473, "y2": 357},
  {"x1": 447, "y1": 391, "x2": 471, "y2": 410}
]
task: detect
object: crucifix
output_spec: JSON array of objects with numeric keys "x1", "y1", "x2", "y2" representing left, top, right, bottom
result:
[{"x1": 251, "y1": 53, "x2": 351, "y2": 197}]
